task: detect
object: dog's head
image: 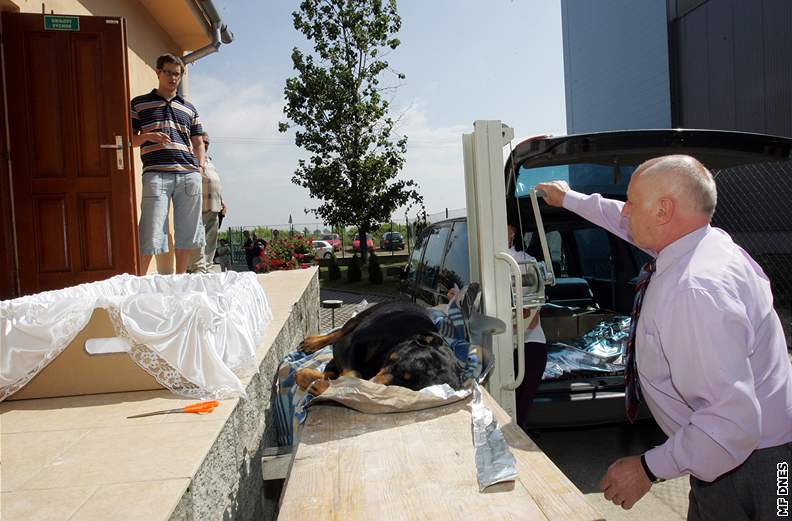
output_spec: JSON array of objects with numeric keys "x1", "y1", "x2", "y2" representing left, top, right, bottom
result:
[{"x1": 371, "y1": 332, "x2": 466, "y2": 391}]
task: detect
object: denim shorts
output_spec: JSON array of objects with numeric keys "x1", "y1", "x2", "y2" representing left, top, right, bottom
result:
[{"x1": 138, "y1": 171, "x2": 205, "y2": 255}]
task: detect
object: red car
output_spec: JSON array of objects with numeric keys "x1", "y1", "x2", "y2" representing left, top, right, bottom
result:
[
  {"x1": 318, "y1": 233, "x2": 341, "y2": 251},
  {"x1": 352, "y1": 233, "x2": 374, "y2": 252}
]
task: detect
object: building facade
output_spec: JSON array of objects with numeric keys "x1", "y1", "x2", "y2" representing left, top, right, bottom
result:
[
  {"x1": 561, "y1": 0, "x2": 792, "y2": 137},
  {"x1": 0, "y1": 0, "x2": 231, "y2": 299}
]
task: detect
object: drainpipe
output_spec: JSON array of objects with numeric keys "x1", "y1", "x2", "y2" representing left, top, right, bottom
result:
[{"x1": 182, "y1": 0, "x2": 234, "y2": 65}]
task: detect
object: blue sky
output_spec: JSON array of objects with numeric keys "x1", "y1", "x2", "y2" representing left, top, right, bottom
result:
[{"x1": 189, "y1": 1, "x2": 566, "y2": 228}]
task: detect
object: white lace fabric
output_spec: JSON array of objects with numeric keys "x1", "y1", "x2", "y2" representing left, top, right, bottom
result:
[{"x1": 0, "y1": 272, "x2": 272, "y2": 402}]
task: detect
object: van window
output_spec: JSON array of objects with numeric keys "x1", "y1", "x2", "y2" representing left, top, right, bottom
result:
[
  {"x1": 440, "y1": 222, "x2": 469, "y2": 292},
  {"x1": 523, "y1": 230, "x2": 566, "y2": 275},
  {"x1": 405, "y1": 229, "x2": 429, "y2": 283},
  {"x1": 574, "y1": 228, "x2": 611, "y2": 279},
  {"x1": 546, "y1": 230, "x2": 567, "y2": 277},
  {"x1": 630, "y1": 245, "x2": 653, "y2": 272},
  {"x1": 418, "y1": 225, "x2": 451, "y2": 290}
]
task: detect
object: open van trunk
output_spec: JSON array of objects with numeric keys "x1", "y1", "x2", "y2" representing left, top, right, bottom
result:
[{"x1": 507, "y1": 129, "x2": 792, "y2": 428}]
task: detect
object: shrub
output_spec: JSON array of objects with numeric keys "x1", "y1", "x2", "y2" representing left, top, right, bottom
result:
[
  {"x1": 347, "y1": 254, "x2": 362, "y2": 282},
  {"x1": 328, "y1": 254, "x2": 342, "y2": 280},
  {"x1": 260, "y1": 236, "x2": 312, "y2": 271},
  {"x1": 368, "y1": 251, "x2": 383, "y2": 284}
]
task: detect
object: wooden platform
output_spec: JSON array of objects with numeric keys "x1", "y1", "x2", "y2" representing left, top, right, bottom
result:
[{"x1": 277, "y1": 389, "x2": 603, "y2": 521}]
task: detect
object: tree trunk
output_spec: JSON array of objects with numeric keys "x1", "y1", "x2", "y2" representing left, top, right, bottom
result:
[{"x1": 358, "y1": 228, "x2": 368, "y2": 264}]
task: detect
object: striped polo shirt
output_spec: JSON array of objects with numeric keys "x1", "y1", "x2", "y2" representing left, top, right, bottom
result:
[{"x1": 130, "y1": 89, "x2": 203, "y2": 174}]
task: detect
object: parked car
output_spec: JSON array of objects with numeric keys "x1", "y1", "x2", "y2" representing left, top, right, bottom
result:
[
  {"x1": 352, "y1": 233, "x2": 375, "y2": 252},
  {"x1": 400, "y1": 128, "x2": 792, "y2": 429},
  {"x1": 312, "y1": 240, "x2": 334, "y2": 260},
  {"x1": 319, "y1": 233, "x2": 341, "y2": 251},
  {"x1": 379, "y1": 231, "x2": 405, "y2": 251}
]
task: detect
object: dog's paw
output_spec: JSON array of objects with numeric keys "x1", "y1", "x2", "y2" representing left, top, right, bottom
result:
[{"x1": 295, "y1": 368, "x2": 325, "y2": 390}]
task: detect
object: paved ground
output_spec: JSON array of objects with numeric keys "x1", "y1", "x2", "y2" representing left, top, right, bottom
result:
[
  {"x1": 318, "y1": 288, "x2": 396, "y2": 330},
  {"x1": 531, "y1": 422, "x2": 689, "y2": 520}
]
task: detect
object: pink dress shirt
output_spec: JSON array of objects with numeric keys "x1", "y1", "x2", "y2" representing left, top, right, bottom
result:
[{"x1": 564, "y1": 190, "x2": 792, "y2": 481}]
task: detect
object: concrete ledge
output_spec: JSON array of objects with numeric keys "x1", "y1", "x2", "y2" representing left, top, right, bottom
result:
[
  {"x1": 0, "y1": 269, "x2": 319, "y2": 521},
  {"x1": 173, "y1": 269, "x2": 319, "y2": 521}
]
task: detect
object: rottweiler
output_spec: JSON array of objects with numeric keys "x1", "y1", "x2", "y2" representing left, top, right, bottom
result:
[{"x1": 295, "y1": 300, "x2": 466, "y2": 395}]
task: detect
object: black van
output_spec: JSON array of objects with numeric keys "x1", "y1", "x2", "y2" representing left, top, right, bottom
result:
[{"x1": 400, "y1": 129, "x2": 792, "y2": 428}]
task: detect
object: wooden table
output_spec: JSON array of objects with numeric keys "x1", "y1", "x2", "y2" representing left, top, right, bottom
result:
[{"x1": 277, "y1": 389, "x2": 603, "y2": 521}]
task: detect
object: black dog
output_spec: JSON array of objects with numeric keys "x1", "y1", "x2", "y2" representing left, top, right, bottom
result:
[{"x1": 295, "y1": 300, "x2": 466, "y2": 395}]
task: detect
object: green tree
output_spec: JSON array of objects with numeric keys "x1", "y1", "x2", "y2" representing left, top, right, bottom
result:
[{"x1": 280, "y1": 0, "x2": 422, "y2": 262}]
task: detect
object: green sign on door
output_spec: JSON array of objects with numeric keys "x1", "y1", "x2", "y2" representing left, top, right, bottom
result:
[{"x1": 44, "y1": 15, "x2": 80, "y2": 32}]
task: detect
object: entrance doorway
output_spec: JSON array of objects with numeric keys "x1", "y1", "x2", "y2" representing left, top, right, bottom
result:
[{"x1": 2, "y1": 13, "x2": 139, "y2": 297}]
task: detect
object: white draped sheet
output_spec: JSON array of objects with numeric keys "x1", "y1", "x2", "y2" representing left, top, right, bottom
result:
[{"x1": 0, "y1": 272, "x2": 272, "y2": 401}]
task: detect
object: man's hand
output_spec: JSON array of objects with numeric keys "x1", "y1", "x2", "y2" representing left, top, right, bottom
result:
[
  {"x1": 147, "y1": 132, "x2": 171, "y2": 144},
  {"x1": 535, "y1": 181, "x2": 570, "y2": 207},
  {"x1": 600, "y1": 456, "x2": 652, "y2": 510}
]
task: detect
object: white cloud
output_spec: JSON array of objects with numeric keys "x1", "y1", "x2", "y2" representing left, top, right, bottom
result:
[
  {"x1": 188, "y1": 74, "x2": 470, "y2": 227},
  {"x1": 393, "y1": 100, "x2": 469, "y2": 216}
]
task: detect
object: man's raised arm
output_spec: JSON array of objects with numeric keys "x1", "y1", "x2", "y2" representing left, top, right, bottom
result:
[{"x1": 536, "y1": 181, "x2": 648, "y2": 254}]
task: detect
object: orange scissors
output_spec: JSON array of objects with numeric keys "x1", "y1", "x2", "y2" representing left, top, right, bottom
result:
[{"x1": 127, "y1": 400, "x2": 220, "y2": 419}]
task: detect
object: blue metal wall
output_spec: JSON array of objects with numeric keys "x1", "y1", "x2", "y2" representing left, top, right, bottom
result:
[{"x1": 561, "y1": 0, "x2": 672, "y2": 134}]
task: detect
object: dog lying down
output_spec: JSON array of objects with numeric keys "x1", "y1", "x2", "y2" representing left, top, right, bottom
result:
[{"x1": 295, "y1": 300, "x2": 466, "y2": 396}]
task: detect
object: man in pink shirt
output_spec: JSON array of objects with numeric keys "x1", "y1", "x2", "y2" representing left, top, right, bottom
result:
[{"x1": 538, "y1": 155, "x2": 792, "y2": 520}]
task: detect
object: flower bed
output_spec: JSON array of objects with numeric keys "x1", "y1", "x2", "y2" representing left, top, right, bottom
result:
[{"x1": 256, "y1": 235, "x2": 314, "y2": 272}]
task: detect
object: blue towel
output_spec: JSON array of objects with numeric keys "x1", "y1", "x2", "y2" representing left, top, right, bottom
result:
[{"x1": 274, "y1": 290, "x2": 485, "y2": 445}]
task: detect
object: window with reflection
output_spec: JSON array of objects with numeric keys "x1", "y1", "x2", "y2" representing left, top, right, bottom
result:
[
  {"x1": 439, "y1": 222, "x2": 469, "y2": 295},
  {"x1": 418, "y1": 225, "x2": 451, "y2": 291},
  {"x1": 405, "y1": 228, "x2": 428, "y2": 283}
]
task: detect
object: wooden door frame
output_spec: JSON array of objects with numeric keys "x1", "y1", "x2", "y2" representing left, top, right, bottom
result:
[
  {"x1": 2, "y1": 12, "x2": 139, "y2": 296},
  {"x1": 0, "y1": 13, "x2": 18, "y2": 299}
]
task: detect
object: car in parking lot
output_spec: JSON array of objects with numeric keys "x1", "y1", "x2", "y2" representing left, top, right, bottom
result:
[
  {"x1": 379, "y1": 231, "x2": 405, "y2": 251},
  {"x1": 352, "y1": 233, "x2": 375, "y2": 252},
  {"x1": 400, "y1": 128, "x2": 792, "y2": 429},
  {"x1": 312, "y1": 240, "x2": 334, "y2": 260},
  {"x1": 318, "y1": 233, "x2": 342, "y2": 251}
]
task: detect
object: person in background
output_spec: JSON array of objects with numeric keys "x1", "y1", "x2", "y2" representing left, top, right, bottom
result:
[
  {"x1": 188, "y1": 132, "x2": 226, "y2": 273},
  {"x1": 537, "y1": 155, "x2": 792, "y2": 519},
  {"x1": 214, "y1": 239, "x2": 231, "y2": 272},
  {"x1": 507, "y1": 223, "x2": 548, "y2": 429},
  {"x1": 243, "y1": 230, "x2": 254, "y2": 271},
  {"x1": 131, "y1": 53, "x2": 205, "y2": 274}
]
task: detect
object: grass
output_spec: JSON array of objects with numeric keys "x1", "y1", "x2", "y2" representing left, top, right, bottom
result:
[{"x1": 318, "y1": 260, "x2": 405, "y2": 296}]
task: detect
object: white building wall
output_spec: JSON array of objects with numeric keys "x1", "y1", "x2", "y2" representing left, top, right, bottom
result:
[{"x1": 561, "y1": 0, "x2": 672, "y2": 134}]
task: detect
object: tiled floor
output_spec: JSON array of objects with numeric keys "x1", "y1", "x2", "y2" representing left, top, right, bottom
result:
[{"x1": 1, "y1": 270, "x2": 316, "y2": 521}]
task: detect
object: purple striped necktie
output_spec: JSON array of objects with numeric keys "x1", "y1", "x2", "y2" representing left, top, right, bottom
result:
[{"x1": 625, "y1": 259, "x2": 656, "y2": 423}]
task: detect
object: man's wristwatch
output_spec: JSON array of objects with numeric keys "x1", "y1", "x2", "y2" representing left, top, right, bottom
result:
[{"x1": 640, "y1": 454, "x2": 662, "y2": 483}]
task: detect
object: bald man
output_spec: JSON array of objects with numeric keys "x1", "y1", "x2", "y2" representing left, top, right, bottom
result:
[{"x1": 538, "y1": 155, "x2": 792, "y2": 520}]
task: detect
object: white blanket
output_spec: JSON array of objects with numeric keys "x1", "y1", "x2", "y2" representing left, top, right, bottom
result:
[{"x1": 0, "y1": 272, "x2": 272, "y2": 401}]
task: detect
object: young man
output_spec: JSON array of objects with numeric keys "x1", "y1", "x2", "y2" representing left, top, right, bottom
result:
[
  {"x1": 538, "y1": 156, "x2": 792, "y2": 520},
  {"x1": 131, "y1": 53, "x2": 206, "y2": 274}
]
